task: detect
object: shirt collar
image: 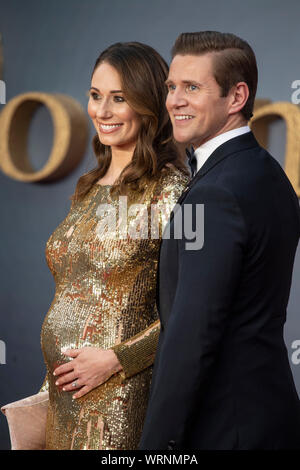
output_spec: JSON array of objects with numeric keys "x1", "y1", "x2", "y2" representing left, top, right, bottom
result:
[{"x1": 194, "y1": 125, "x2": 251, "y2": 172}]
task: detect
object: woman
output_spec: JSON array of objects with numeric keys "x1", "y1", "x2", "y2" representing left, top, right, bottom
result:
[{"x1": 39, "y1": 41, "x2": 189, "y2": 450}]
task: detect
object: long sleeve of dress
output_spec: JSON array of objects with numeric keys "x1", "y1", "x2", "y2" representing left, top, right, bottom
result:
[
  {"x1": 111, "y1": 168, "x2": 189, "y2": 380},
  {"x1": 39, "y1": 371, "x2": 49, "y2": 392},
  {"x1": 111, "y1": 319, "x2": 160, "y2": 379}
]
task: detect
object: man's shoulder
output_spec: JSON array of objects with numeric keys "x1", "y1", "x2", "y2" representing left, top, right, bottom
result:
[
  {"x1": 185, "y1": 144, "x2": 289, "y2": 205},
  {"x1": 211, "y1": 138, "x2": 293, "y2": 195},
  {"x1": 222, "y1": 142, "x2": 297, "y2": 200}
]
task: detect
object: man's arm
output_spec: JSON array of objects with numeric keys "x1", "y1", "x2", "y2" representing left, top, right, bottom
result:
[{"x1": 139, "y1": 183, "x2": 247, "y2": 449}]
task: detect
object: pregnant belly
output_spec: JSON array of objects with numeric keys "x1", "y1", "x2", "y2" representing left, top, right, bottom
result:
[{"x1": 41, "y1": 293, "x2": 119, "y2": 374}]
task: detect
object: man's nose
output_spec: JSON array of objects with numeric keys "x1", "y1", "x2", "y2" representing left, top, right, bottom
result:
[{"x1": 167, "y1": 89, "x2": 188, "y2": 108}]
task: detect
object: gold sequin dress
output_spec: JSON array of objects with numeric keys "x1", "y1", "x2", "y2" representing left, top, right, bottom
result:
[{"x1": 39, "y1": 167, "x2": 189, "y2": 450}]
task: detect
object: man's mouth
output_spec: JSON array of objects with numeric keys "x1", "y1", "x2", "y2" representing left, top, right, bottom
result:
[{"x1": 174, "y1": 115, "x2": 194, "y2": 121}]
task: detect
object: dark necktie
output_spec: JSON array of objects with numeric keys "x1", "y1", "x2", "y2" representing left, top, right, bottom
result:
[{"x1": 185, "y1": 145, "x2": 197, "y2": 177}]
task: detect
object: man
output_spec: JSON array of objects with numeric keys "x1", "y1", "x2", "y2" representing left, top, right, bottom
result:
[{"x1": 139, "y1": 31, "x2": 300, "y2": 450}]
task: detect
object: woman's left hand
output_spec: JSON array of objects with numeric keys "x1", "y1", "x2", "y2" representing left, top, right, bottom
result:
[{"x1": 53, "y1": 347, "x2": 123, "y2": 399}]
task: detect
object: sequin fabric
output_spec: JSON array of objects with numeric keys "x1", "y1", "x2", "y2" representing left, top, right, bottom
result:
[{"x1": 39, "y1": 167, "x2": 189, "y2": 450}]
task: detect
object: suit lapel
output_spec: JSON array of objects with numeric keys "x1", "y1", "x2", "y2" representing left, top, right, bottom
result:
[{"x1": 175, "y1": 131, "x2": 260, "y2": 208}]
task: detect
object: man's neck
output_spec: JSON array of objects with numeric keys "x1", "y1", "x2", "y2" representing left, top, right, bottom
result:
[
  {"x1": 192, "y1": 123, "x2": 251, "y2": 174},
  {"x1": 193, "y1": 117, "x2": 248, "y2": 149}
]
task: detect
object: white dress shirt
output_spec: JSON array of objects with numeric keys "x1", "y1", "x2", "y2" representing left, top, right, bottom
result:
[{"x1": 194, "y1": 125, "x2": 251, "y2": 173}]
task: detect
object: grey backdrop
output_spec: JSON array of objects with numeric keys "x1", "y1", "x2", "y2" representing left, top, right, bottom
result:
[{"x1": 0, "y1": 0, "x2": 299, "y2": 450}]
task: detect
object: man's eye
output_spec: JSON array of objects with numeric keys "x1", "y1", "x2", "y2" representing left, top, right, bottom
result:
[
  {"x1": 187, "y1": 85, "x2": 199, "y2": 92},
  {"x1": 167, "y1": 84, "x2": 176, "y2": 91}
]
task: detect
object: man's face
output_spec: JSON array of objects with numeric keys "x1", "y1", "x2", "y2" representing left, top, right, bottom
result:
[{"x1": 166, "y1": 53, "x2": 233, "y2": 148}]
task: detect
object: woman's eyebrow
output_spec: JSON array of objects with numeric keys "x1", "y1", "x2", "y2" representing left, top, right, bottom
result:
[{"x1": 89, "y1": 86, "x2": 123, "y2": 93}]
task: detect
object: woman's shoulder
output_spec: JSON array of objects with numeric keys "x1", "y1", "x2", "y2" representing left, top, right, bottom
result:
[
  {"x1": 156, "y1": 164, "x2": 190, "y2": 189},
  {"x1": 149, "y1": 165, "x2": 190, "y2": 206}
]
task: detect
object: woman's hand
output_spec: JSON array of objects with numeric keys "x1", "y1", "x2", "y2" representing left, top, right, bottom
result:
[{"x1": 53, "y1": 347, "x2": 123, "y2": 399}]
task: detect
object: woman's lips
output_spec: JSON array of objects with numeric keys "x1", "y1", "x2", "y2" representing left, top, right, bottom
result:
[{"x1": 97, "y1": 123, "x2": 123, "y2": 134}]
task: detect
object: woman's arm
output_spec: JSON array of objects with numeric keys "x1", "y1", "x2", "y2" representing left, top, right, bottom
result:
[
  {"x1": 110, "y1": 169, "x2": 188, "y2": 379},
  {"x1": 39, "y1": 372, "x2": 49, "y2": 392},
  {"x1": 111, "y1": 319, "x2": 160, "y2": 379}
]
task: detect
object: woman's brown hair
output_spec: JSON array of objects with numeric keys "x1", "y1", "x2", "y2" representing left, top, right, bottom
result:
[{"x1": 70, "y1": 41, "x2": 189, "y2": 205}]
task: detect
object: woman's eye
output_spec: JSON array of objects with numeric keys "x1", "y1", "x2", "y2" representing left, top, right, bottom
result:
[
  {"x1": 114, "y1": 95, "x2": 125, "y2": 103},
  {"x1": 89, "y1": 92, "x2": 101, "y2": 100}
]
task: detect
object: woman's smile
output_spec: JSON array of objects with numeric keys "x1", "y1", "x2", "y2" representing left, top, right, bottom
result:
[{"x1": 97, "y1": 122, "x2": 124, "y2": 134}]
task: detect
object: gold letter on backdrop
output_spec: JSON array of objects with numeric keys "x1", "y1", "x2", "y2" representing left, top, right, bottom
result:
[
  {"x1": 0, "y1": 92, "x2": 89, "y2": 182},
  {"x1": 251, "y1": 100, "x2": 300, "y2": 197}
]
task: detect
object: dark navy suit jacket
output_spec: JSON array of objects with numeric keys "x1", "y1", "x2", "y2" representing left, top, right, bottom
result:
[{"x1": 139, "y1": 131, "x2": 300, "y2": 450}]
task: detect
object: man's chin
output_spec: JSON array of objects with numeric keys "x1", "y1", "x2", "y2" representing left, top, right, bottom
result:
[
  {"x1": 173, "y1": 133, "x2": 193, "y2": 145},
  {"x1": 172, "y1": 129, "x2": 202, "y2": 145}
]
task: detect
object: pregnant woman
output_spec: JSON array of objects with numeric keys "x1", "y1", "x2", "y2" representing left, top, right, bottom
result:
[{"x1": 39, "y1": 41, "x2": 189, "y2": 450}]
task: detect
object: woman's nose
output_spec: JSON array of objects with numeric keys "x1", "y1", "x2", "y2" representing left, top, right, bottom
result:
[{"x1": 96, "y1": 99, "x2": 113, "y2": 119}]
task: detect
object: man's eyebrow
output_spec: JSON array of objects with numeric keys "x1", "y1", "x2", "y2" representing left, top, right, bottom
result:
[
  {"x1": 181, "y1": 80, "x2": 202, "y2": 86},
  {"x1": 89, "y1": 86, "x2": 123, "y2": 93},
  {"x1": 164, "y1": 80, "x2": 202, "y2": 86}
]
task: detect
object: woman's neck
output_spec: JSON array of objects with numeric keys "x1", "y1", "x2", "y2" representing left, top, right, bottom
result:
[{"x1": 97, "y1": 146, "x2": 134, "y2": 185}]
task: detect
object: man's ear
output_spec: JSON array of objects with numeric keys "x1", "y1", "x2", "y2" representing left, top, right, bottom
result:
[{"x1": 228, "y1": 82, "x2": 249, "y2": 115}]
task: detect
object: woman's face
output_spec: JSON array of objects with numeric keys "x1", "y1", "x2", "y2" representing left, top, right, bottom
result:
[{"x1": 87, "y1": 62, "x2": 141, "y2": 152}]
